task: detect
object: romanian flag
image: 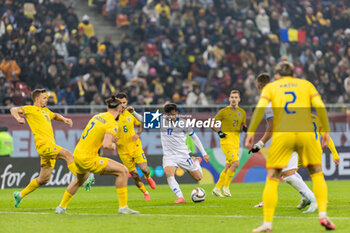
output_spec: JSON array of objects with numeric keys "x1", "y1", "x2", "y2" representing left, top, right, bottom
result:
[{"x1": 280, "y1": 28, "x2": 306, "y2": 43}]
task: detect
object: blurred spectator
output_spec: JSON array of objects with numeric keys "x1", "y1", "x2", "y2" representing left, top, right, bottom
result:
[
  {"x1": 0, "y1": 56, "x2": 21, "y2": 82},
  {"x1": 58, "y1": 86, "x2": 76, "y2": 105},
  {"x1": 78, "y1": 14, "x2": 95, "y2": 38},
  {"x1": 186, "y1": 85, "x2": 208, "y2": 106}
]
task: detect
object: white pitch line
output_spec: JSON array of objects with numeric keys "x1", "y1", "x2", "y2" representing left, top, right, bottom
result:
[
  {"x1": 0, "y1": 211, "x2": 349, "y2": 220},
  {"x1": 0, "y1": 205, "x2": 222, "y2": 210}
]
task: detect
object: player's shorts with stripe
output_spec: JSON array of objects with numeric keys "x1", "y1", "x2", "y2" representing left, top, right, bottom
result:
[
  {"x1": 74, "y1": 153, "x2": 109, "y2": 175},
  {"x1": 163, "y1": 154, "x2": 200, "y2": 172},
  {"x1": 268, "y1": 132, "x2": 322, "y2": 169},
  {"x1": 220, "y1": 143, "x2": 239, "y2": 163},
  {"x1": 119, "y1": 147, "x2": 147, "y2": 172},
  {"x1": 37, "y1": 143, "x2": 62, "y2": 169}
]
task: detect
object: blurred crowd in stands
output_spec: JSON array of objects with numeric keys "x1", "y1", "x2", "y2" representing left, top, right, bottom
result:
[{"x1": 0, "y1": 0, "x2": 350, "y2": 110}]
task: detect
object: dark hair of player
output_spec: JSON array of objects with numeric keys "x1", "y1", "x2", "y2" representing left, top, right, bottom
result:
[
  {"x1": 256, "y1": 73, "x2": 271, "y2": 88},
  {"x1": 115, "y1": 92, "x2": 128, "y2": 100},
  {"x1": 230, "y1": 90, "x2": 240, "y2": 96},
  {"x1": 31, "y1": 89, "x2": 47, "y2": 101},
  {"x1": 274, "y1": 61, "x2": 294, "y2": 77},
  {"x1": 164, "y1": 103, "x2": 178, "y2": 113},
  {"x1": 105, "y1": 95, "x2": 122, "y2": 109}
]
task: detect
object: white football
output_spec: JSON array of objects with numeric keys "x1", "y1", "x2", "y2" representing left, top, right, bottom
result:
[{"x1": 191, "y1": 187, "x2": 206, "y2": 203}]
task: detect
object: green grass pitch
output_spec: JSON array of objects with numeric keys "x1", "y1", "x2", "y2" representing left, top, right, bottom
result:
[{"x1": 0, "y1": 181, "x2": 349, "y2": 233}]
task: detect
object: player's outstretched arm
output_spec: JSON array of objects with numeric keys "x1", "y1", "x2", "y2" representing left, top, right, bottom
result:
[
  {"x1": 53, "y1": 113, "x2": 73, "y2": 127},
  {"x1": 211, "y1": 124, "x2": 226, "y2": 138},
  {"x1": 250, "y1": 118, "x2": 273, "y2": 153},
  {"x1": 320, "y1": 131, "x2": 340, "y2": 165},
  {"x1": 129, "y1": 107, "x2": 144, "y2": 122},
  {"x1": 245, "y1": 97, "x2": 269, "y2": 150},
  {"x1": 190, "y1": 132, "x2": 210, "y2": 162},
  {"x1": 103, "y1": 133, "x2": 117, "y2": 150},
  {"x1": 10, "y1": 107, "x2": 25, "y2": 124}
]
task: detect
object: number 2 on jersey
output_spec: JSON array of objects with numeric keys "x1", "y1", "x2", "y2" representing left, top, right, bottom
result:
[
  {"x1": 284, "y1": 91, "x2": 296, "y2": 114},
  {"x1": 82, "y1": 122, "x2": 95, "y2": 139}
]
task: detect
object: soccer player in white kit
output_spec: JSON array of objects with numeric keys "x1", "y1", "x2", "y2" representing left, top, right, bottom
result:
[
  {"x1": 251, "y1": 73, "x2": 318, "y2": 213},
  {"x1": 127, "y1": 103, "x2": 210, "y2": 203}
]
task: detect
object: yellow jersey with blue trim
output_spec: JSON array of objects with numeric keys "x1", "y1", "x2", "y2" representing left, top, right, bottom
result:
[
  {"x1": 116, "y1": 110, "x2": 142, "y2": 153},
  {"x1": 21, "y1": 105, "x2": 56, "y2": 148},
  {"x1": 215, "y1": 106, "x2": 246, "y2": 145},
  {"x1": 74, "y1": 112, "x2": 118, "y2": 156}
]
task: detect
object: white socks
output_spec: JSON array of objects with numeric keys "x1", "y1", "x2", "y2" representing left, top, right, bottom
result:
[
  {"x1": 194, "y1": 160, "x2": 203, "y2": 175},
  {"x1": 167, "y1": 176, "x2": 183, "y2": 198},
  {"x1": 284, "y1": 172, "x2": 316, "y2": 202}
]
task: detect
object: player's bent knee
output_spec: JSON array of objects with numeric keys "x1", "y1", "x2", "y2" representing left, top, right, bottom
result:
[
  {"x1": 37, "y1": 177, "x2": 50, "y2": 185},
  {"x1": 195, "y1": 174, "x2": 202, "y2": 181}
]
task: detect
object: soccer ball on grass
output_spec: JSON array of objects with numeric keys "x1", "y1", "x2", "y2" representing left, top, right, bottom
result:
[{"x1": 191, "y1": 187, "x2": 206, "y2": 203}]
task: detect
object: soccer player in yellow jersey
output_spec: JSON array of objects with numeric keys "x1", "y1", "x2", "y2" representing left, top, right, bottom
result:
[
  {"x1": 10, "y1": 89, "x2": 78, "y2": 208},
  {"x1": 252, "y1": 73, "x2": 340, "y2": 213},
  {"x1": 211, "y1": 90, "x2": 247, "y2": 197},
  {"x1": 55, "y1": 96, "x2": 139, "y2": 214},
  {"x1": 245, "y1": 62, "x2": 336, "y2": 232},
  {"x1": 116, "y1": 92, "x2": 156, "y2": 201}
]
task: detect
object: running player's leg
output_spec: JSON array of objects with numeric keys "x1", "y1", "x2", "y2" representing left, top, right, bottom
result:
[
  {"x1": 103, "y1": 159, "x2": 139, "y2": 214},
  {"x1": 55, "y1": 172, "x2": 89, "y2": 214},
  {"x1": 283, "y1": 169, "x2": 317, "y2": 211},
  {"x1": 307, "y1": 165, "x2": 335, "y2": 229},
  {"x1": 299, "y1": 133, "x2": 335, "y2": 230},
  {"x1": 282, "y1": 152, "x2": 316, "y2": 210},
  {"x1": 14, "y1": 165, "x2": 53, "y2": 207},
  {"x1": 57, "y1": 148, "x2": 77, "y2": 176},
  {"x1": 164, "y1": 165, "x2": 185, "y2": 203},
  {"x1": 130, "y1": 169, "x2": 150, "y2": 200},
  {"x1": 58, "y1": 148, "x2": 94, "y2": 191},
  {"x1": 223, "y1": 160, "x2": 239, "y2": 197},
  {"x1": 137, "y1": 151, "x2": 156, "y2": 189},
  {"x1": 253, "y1": 133, "x2": 294, "y2": 233},
  {"x1": 212, "y1": 163, "x2": 229, "y2": 197}
]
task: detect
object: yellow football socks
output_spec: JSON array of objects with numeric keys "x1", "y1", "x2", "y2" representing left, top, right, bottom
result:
[
  {"x1": 215, "y1": 170, "x2": 227, "y2": 189},
  {"x1": 60, "y1": 190, "x2": 74, "y2": 208},
  {"x1": 117, "y1": 187, "x2": 128, "y2": 208},
  {"x1": 20, "y1": 178, "x2": 40, "y2": 198},
  {"x1": 138, "y1": 184, "x2": 147, "y2": 194},
  {"x1": 67, "y1": 162, "x2": 77, "y2": 176},
  {"x1": 145, "y1": 173, "x2": 151, "y2": 179},
  {"x1": 224, "y1": 169, "x2": 235, "y2": 187},
  {"x1": 311, "y1": 172, "x2": 328, "y2": 213},
  {"x1": 263, "y1": 177, "x2": 279, "y2": 223}
]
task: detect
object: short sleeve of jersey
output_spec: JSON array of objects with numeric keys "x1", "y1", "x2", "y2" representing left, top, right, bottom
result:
[
  {"x1": 215, "y1": 109, "x2": 224, "y2": 121},
  {"x1": 21, "y1": 105, "x2": 33, "y2": 115},
  {"x1": 264, "y1": 102, "x2": 274, "y2": 120},
  {"x1": 44, "y1": 107, "x2": 56, "y2": 120},
  {"x1": 106, "y1": 122, "x2": 118, "y2": 137}
]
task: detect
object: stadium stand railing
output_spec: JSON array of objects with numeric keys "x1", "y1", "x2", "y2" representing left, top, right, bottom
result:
[{"x1": 0, "y1": 104, "x2": 348, "y2": 115}]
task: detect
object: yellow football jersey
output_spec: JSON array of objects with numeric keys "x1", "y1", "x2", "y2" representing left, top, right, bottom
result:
[
  {"x1": 116, "y1": 110, "x2": 141, "y2": 153},
  {"x1": 215, "y1": 106, "x2": 246, "y2": 145},
  {"x1": 74, "y1": 112, "x2": 118, "y2": 156},
  {"x1": 259, "y1": 77, "x2": 324, "y2": 133},
  {"x1": 21, "y1": 105, "x2": 56, "y2": 148}
]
